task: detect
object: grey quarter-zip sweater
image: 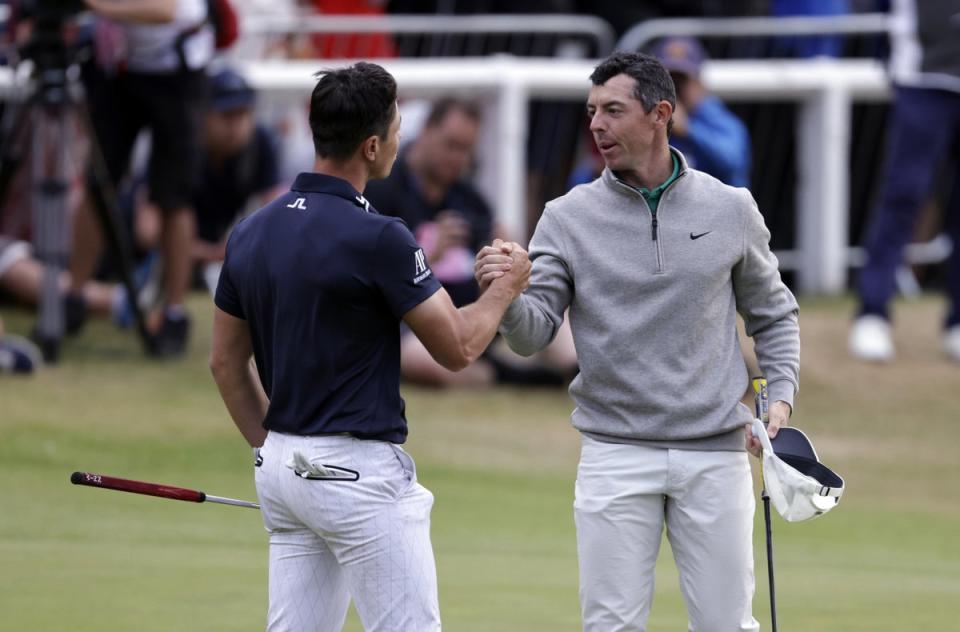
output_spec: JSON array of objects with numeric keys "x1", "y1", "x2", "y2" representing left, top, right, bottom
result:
[{"x1": 500, "y1": 149, "x2": 800, "y2": 451}]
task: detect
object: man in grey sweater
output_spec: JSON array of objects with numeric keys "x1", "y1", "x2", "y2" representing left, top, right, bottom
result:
[{"x1": 476, "y1": 52, "x2": 800, "y2": 631}]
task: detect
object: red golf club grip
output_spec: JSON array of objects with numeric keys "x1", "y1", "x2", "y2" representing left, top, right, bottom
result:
[{"x1": 71, "y1": 471, "x2": 206, "y2": 503}]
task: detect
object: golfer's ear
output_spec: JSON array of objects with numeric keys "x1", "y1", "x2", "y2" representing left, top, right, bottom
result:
[
  {"x1": 362, "y1": 135, "x2": 379, "y2": 162},
  {"x1": 655, "y1": 100, "x2": 673, "y2": 127}
]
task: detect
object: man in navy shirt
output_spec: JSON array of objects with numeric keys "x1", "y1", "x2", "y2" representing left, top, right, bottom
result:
[{"x1": 209, "y1": 62, "x2": 529, "y2": 631}]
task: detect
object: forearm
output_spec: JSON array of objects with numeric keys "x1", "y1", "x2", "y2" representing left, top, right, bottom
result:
[
  {"x1": 85, "y1": 0, "x2": 177, "y2": 24},
  {"x1": 499, "y1": 295, "x2": 560, "y2": 356},
  {"x1": 454, "y1": 282, "x2": 516, "y2": 365},
  {"x1": 211, "y1": 360, "x2": 269, "y2": 447},
  {"x1": 498, "y1": 254, "x2": 571, "y2": 356}
]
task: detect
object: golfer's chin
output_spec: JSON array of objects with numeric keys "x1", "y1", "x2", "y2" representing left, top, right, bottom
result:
[{"x1": 601, "y1": 156, "x2": 627, "y2": 173}]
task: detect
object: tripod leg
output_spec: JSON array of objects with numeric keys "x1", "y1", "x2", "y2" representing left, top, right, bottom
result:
[
  {"x1": 30, "y1": 106, "x2": 72, "y2": 363},
  {"x1": 74, "y1": 101, "x2": 155, "y2": 355}
]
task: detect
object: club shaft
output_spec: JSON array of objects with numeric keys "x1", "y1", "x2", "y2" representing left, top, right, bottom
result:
[
  {"x1": 71, "y1": 471, "x2": 258, "y2": 509},
  {"x1": 763, "y1": 493, "x2": 778, "y2": 632},
  {"x1": 204, "y1": 494, "x2": 260, "y2": 510}
]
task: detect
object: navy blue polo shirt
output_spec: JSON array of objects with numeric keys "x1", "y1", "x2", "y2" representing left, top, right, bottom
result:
[{"x1": 214, "y1": 173, "x2": 442, "y2": 443}]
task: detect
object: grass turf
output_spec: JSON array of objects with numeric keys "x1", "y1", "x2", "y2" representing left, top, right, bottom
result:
[{"x1": 1, "y1": 293, "x2": 958, "y2": 630}]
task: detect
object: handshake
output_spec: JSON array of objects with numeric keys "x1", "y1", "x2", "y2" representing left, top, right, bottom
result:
[{"x1": 473, "y1": 239, "x2": 531, "y2": 300}]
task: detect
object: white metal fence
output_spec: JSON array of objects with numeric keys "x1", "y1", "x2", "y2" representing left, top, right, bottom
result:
[
  {"x1": 236, "y1": 55, "x2": 891, "y2": 294},
  {"x1": 0, "y1": 54, "x2": 906, "y2": 295}
]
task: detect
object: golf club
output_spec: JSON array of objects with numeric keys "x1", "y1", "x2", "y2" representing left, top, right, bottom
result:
[
  {"x1": 752, "y1": 377, "x2": 778, "y2": 632},
  {"x1": 70, "y1": 471, "x2": 260, "y2": 509}
]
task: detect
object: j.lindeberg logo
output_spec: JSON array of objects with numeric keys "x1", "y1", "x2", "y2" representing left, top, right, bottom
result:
[
  {"x1": 355, "y1": 194, "x2": 372, "y2": 212},
  {"x1": 690, "y1": 231, "x2": 712, "y2": 240},
  {"x1": 286, "y1": 197, "x2": 307, "y2": 210}
]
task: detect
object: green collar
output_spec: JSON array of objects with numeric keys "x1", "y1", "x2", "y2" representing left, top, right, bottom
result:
[{"x1": 634, "y1": 152, "x2": 680, "y2": 202}]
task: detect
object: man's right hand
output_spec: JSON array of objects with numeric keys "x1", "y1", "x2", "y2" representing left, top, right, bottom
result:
[
  {"x1": 474, "y1": 239, "x2": 515, "y2": 293},
  {"x1": 495, "y1": 243, "x2": 530, "y2": 299}
]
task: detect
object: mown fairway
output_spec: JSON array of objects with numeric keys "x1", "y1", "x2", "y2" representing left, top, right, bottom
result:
[{"x1": 1, "y1": 294, "x2": 958, "y2": 630}]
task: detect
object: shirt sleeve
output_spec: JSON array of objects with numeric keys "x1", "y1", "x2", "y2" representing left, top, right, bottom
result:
[
  {"x1": 214, "y1": 234, "x2": 245, "y2": 319},
  {"x1": 732, "y1": 189, "x2": 800, "y2": 408},
  {"x1": 373, "y1": 219, "x2": 442, "y2": 318},
  {"x1": 499, "y1": 204, "x2": 573, "y2": 355}
]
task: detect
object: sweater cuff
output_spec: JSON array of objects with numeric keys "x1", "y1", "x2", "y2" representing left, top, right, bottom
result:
[
  {"x1": 767, "y1": 379, "x2": 796, "y2": 414},
  {"x1": 499, "y1": 298, "x2": 524, "y2": 332}
]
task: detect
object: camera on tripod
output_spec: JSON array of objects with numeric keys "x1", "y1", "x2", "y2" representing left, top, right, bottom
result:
[{"x1": 15, "y1": 0, "x2": 89, "y2": 91}]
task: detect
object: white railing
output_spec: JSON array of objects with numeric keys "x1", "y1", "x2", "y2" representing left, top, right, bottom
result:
[
  {"x1": 0, "y1": 55, "x2": 897, "y2": 294},
  {"x1": 239, "y1": 13, "x2": 616, "y2": 56},
  {"x1": 616, "y1": 13, "x2": 891, "y2": 53},
  {"x1": 240, "y1": 56, "x2": 891, "y2": 294}
]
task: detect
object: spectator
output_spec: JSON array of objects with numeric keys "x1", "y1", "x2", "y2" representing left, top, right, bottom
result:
[
  {"x1": 1, "y1": 234, "x2": 125, "y2": 332},
  {"x1": 364, "y1": 98, "x2": 577, "y2": 387},
  {"x1": 652, "y1": 36, "x2": 752, "y2": 188},
  {"x1": 771, "y1": 0, "x2": 850, "y2": 59},
  {"x1": 309, "y1": 0, "x2": 395, "y2": 59},
  {"x1": 68, "y1": 0, "x2": 214, "y2": 357},
  {"x1": 849, "y1": 0, "x2": 960, "y2": 363},
  {"x1": 133, "y1": 67, "x2": 284, "y2": 294}
]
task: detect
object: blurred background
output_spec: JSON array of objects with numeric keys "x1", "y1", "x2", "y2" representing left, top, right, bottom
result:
[{"x1": 1, "y1": 0, "x2": 958, "y2": 630}]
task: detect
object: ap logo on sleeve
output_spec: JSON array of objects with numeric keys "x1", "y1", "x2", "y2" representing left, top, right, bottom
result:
[{"x1": 413, "y1": 248, "x2": 432, "y2": 283}]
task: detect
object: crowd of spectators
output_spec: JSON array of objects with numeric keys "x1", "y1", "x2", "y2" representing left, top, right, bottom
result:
[{"x1": 2, "y1": 0, "x2": 956, "y2": 378}]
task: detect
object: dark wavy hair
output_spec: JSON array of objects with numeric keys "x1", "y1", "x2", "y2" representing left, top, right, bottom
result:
[
  {"x1": 590, "y1": 52, "x2": 676, "y2": 133},
  {"x1": 309, "y1": 62, "x2": 398, "y2": 160}
]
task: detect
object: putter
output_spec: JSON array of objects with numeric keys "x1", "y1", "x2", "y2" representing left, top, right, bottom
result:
[
  {"x1": 752, "y1": 377, "x2": 778, "y2": 632},
  {"x1": 70, "y1": 471, "x2": 260, "y2": 509}
]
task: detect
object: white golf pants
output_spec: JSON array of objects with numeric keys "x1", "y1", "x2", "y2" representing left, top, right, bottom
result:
[
  {"x1": 574, "y1": 434, "x2": 760, "y2": 632},
  {"x1": 255, "y1": 431, "x2": 441, "y2": 632}
]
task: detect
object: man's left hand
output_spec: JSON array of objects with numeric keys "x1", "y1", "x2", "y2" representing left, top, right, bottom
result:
[{"x1": 745, "y1": 400, "x2": 790, "y2": 458}]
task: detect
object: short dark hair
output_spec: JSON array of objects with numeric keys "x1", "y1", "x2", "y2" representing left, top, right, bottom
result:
[
  {"x1": 590, "y1": 51, "x2": 676, "y2": 115},
  {"x1": 424, "y1": 98, "x2": 481, "y2": 129},
  {"x1": 309, "y1": 62, "x2": 398, "y2": 160}
]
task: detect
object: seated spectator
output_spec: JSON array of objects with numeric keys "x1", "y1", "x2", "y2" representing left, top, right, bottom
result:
[
  {"x1": 0, "y1": 234, "x2": 126, "y2": 333},
  {"x1": 133, "y1": 67, "x2": 283, "y2": 293},
  {"x1": 365, "y1": 97, "x2": 577, "y2": 387},
  {"x1": 652, "y1": 36, "x2": 752, "y2": 188}
]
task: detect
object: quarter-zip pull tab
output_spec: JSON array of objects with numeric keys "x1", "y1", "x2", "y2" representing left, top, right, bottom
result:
[{"x1": 651, "y1": 215, "x2": 658, "y2": 241}]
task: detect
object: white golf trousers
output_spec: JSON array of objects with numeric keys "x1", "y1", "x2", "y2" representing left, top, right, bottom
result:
[
  {"x1": 574, "y1": 434, "x2": 760, "y2": 632},
  {"x1": 255, "y1": 431, "x2": 440, "y2": 632}
]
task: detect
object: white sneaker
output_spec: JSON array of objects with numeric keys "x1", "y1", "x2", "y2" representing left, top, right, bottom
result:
[
  {"x1": 943, "y1": 326, "x2": 960, "y2": 364},
  {"x1": 849, "y1": 315, "x2": 894, "y2": 362}
]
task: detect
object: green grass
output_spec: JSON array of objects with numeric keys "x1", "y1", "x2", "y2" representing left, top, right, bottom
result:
[{"x1": 1, "y1": 293, "x2": 959, "y2": 630}]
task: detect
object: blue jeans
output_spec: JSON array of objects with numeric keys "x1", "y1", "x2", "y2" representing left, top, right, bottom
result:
[{"x1": 857, "y1": 86, "x2": 960, "y2": 327}]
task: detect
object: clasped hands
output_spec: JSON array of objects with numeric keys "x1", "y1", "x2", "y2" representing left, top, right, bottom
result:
[{"x1": 474, "y1": 239, "x2": 530, "y2": 299}]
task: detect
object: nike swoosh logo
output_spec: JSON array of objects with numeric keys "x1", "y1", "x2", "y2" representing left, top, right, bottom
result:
[{"x1": 690, "y1": 231, "x2": 712, "y2": 240}]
